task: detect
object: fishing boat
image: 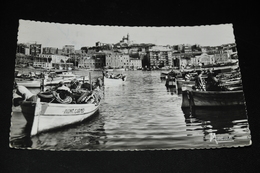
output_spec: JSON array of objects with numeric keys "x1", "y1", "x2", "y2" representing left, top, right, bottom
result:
[
  {"x1": 103, "y1": 76, "x2": 127, "y2": 86},
  {"x1": 181, "y1": 85, "x2": 246, "y2": 113},
  {"x1": 19, "y1": 87, "x2": 101, "y2": 136},
  {"x1": 28, "y1": 98, "x2": 100, "y2": 136}
]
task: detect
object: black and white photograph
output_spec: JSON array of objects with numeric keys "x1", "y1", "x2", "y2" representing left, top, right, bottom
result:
[{"x1": 10, "y1": 20, "x2": 251, "y2": 151}]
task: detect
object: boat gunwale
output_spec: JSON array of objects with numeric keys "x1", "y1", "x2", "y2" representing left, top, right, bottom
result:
[
  {"x1": 39, "y1": 102, "x2": 100, "y2": 108},
  {"x1": 191, "y1": 90, "x2": 243, "y2": 94}
]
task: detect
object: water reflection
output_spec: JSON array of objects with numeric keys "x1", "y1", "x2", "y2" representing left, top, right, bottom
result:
[
  {"x1": 31, "y1": 111, "x2": 107, "y2": 150},
  {"x1": 161, "y1": 78, "x2": 178, "y2": 95},
  {"x1": 9, "y1": 113, "x2": 33, "y2": 148},
  {"x1": 184, "y1": 106, "x2": 250, "y2": 144}
]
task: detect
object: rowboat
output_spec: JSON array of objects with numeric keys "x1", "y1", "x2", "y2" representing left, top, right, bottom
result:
[
  {"x1": 181, "y1": 85, "x2": 246, "y2": 113},
  {"x1": 20, "y1": 98, "x2": 100, "y2": 136},
  {"x1": 103, "y1": 76, "x2": 127, "y2": 86}
]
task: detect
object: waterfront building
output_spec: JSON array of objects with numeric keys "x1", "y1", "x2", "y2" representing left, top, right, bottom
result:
[
  {"x1": 191, "y1": 52, "x2": 230, "y2": 67},
  {"x1": 78, "y1": 52, "x2": 105, "y2": 69},
  {"x1": 148, "y1": 45, "x2": 173, "y2": 68},
  {"x1": 192, "y1": 53, "x2": 215, "y2": 66},
  {"x1": 33, "y1": 54, "x2": 72, "y2": 69},
  {"x1": 93, "y1": 53, "x2": 106, "y2": 68},
  {"x1": 171, "y1": 50, "x2": 203, "y2": 69},
  {"x1": 105, "y1": 52, "x2": 130, "y2": 69},
  {"x1": 172, "y1": 53, "x2": 193, "y2": 69},
  {"x1": 129, "y1": 58, "x2": 142, "y2": 70},
  {"x1": 78, "y1": 56, "x2": 95, "y2": 69}
]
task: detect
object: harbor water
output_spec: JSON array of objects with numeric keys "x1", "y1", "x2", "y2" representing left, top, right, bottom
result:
[{"x1": 10, "y1": 70, "x2": 251, "y2": 150}]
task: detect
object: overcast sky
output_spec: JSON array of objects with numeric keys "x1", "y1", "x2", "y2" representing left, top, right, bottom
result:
[{"x1": 17, "y1": 20, "x2": 236, "y2": 49}]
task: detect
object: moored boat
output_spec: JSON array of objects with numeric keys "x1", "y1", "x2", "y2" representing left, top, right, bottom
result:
[
  {"x1": 103, "y1": 76, "x2": 127, "y2": 86},
  {"x1": 105, "y1": 68, "x2": 125, "y2": 72},
  {"x1": 181, "y1": 85, "x2": 246, "y2": 114},
  {"x1": 30, "y1": 98, "x2": 100, "y2": 136}
]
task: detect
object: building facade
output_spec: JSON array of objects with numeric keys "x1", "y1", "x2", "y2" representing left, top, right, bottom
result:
[
  {"x1": 129, "y1": 58, "x2": 142, "y2": 70},
  {"x1": 78, "y1": 56, "x2": 95, "y2": 69},
  {"x1": 148, "y1": 46, "x2": 173, "y2": 68},
  {"x1": 42, "y1": 47, "x2": 59, "y2": 54},
  {"x1": 62, "y1": 45, "x2": 75, "y2": 54},
  {"x1": 78, "y1": 53, "x2": 105, "y2": 69},
  {"x1": 105, "y1": 53, "x2": 130, "y2": 69},
  {"x1": 32, "y1": 54, "x2": 71, "y2": 69},
  {"x1": 30, "y1": 43, "x2": 42, "y2": 56}
]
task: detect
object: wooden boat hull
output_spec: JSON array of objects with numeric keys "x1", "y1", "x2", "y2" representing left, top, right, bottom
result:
[
  {"x1": 181, "y1": 89, "x2": 246, "y2": 109},
  {"x1": 30, "y1": 99, "x2": 100, "y2": 136},
  {"x1": 104, "y1": 76, "x2": 126, "y2": 86}
]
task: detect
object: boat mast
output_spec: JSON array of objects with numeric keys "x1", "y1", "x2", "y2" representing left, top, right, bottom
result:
[{"x1": 89, "y1": 71, "x2": 92, "y2": 91}]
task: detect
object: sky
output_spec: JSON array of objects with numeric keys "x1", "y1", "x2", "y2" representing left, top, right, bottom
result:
[{"x1": 17, "y1": 20, "x2": 236, "y2": 49}]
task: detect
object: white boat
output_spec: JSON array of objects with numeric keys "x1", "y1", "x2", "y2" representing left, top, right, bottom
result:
[
  {"x1": 25, "y1": 98, "x2": 100, "y2": 136},
  {"x1": 105, "y1": 68, "x2": 125, "y2": 72},
  {"x1": 103, "y1": 76, "x2": 127, "y2": 86},
  {"x1": 16, "y1": 79, "x2": 47, "y2": 88}
]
